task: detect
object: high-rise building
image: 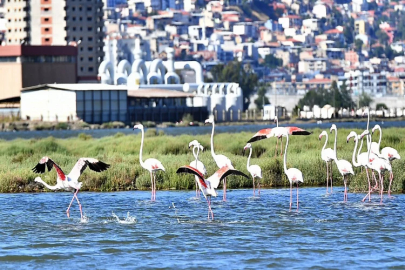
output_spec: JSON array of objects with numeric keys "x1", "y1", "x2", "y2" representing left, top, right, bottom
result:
[{"x1": 4, "y1": 0, "x2": 104, "y2": 82}]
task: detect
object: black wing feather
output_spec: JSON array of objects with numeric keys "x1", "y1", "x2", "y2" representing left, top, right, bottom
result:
[
  {"x1": 247, "y1": 135, "x2": 267, "y2": 143},
  {"x1": 176, "y1": 166, "x2": 204, "y2": 181},
  {"x1": 86, "y1": 160, "x2": 110, "y2": 172},
  {"x1": 32, "y1": 162, "x2": 46, "y2": 174},
  {"x1": 220, "y1": 169, "x2": 250, "y2": 181},
  {"x1": 292, "y1": 130, "x2": 312, "y2": 135}
]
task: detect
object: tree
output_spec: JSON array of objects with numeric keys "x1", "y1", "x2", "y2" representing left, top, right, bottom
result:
[
  {"x1": 358, "y1": 92, "x2": 373, "y2": 107},
  {"x1": 210, "y1": 61, "x2": 259, "y2": 110},
  {"x1": 263, "y1": 54, "x2": 283, "y2": 68},
  {"x1": 355, "y1": 39, "x2": 363, "y2": 51},
  {"x1": 344, "y1": 26, "x2": 353, "y2": 45},
  {"x1": 375, "y1": 29, "x2": 389, "y2": 45},
  {"x1": 297, "y1": 81, "x2": 354, "y2": 111},
  {"x1": 376, "y1": 103, "x2": 388, "y2": 110},
  {"x1": 254, "y1": 85, "x2": 270, "y2": 110}
]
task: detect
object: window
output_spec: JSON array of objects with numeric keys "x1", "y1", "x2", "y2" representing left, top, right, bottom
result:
[
  {"x1": 44, "y1": 18, "x2": 49, "y2": 21},
  {"x1": 44, "y1": 8, "x2": 49, "y2": 11},
  {"x1": 87, "y1": 17, "x2": 92, "y2": 21},
  {"x1": 88, "y1": 37, "x2": 93, "y2": 41},
  {"x1": 72, "y1": 7, "x2": 76, "y2": 11},
  {"x1": 87, "y1": 27, "x2": 92, "y2": 31},
  {"x1": 79, "y1": 17, "x2": 82, "y2": 21},
  {"x1": 45, "y1": 38, "x2": 50, "y2": 42},
  {"x1": 87, "y1": 7, "x2": 92, "y2": 11},
  {"x1": 72, "y1": 17, "x2": 76, "y2": 21},
  {"x1": 88, "y1": 57, "x2": 93, "y2": 61},
  {"x1": 45, "y1": 28, "x2": 49, "y2": 32},
  {"x1": 88, "y1": 47, "x2": 93, "y2": 51},
  {"x1": 80, "y1": 57, "x2": 83, "y2": 61},
  {"x1": 79, "y1": 7, "x2": 82, "y2": 11},
  {"x1": 80, "y1": 67, "x2": 83, "y2": 71},
  {"x1": 88, "y1": 67, "x2": 94, "y2": 72}
]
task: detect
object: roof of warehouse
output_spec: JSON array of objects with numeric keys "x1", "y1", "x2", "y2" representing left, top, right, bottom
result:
[
  {"x1": 128, "y1": 89, "x2": 195, "y2": 98},
  {"x1": 21, "y1": 84, "x2": 128, "y2": 92}
]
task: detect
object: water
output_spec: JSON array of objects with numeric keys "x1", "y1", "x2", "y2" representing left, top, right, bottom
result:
[
  {"x1": 1, "y1": 188, "x2": 404, "y2": 269},
  {"x1": 1, "y1": 120, "x2": 404, "y2": 140}
]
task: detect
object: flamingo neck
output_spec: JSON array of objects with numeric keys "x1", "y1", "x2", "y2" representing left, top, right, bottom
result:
[
  {"x1": 321, "y1": 133, "x2": 328, "y2": 152},
  {"x1": 139, "y1": 127, "x2": 145, "y2": 168},
  {"x1": 351, "y1": 134, "x2": 360, "y2": 167},
  {"x1": 210, "y1": 121, "x2": 216, "y2": 158},
  {"x1": 358, "y1": 136, "x2": 363, "y2": 157},
  {"x1": 247, "y1": 148, "x2": 252, "y2": 170},
  {"x1": 366, "y1": 112, "x2": 370, "y2": 149},
  {"x1": 283, "y1": 134, "x2": 289, "y2": 173},
  {"x1": 36, "y1": 178, "x2": 60, "y2": 190},
  {"x1": 333, "y1": 128, "x2": 337, "y2": 157},
  {"x1": 194, "y1": 145, "x2": 200, "y2": 164},
  {"x1": 366, "y1": 133, "x2": 372, "y2": 166},
  {"x1": 377, "y1": 125, "x2": 382, "y2": 149},
  {"x1": 192, "y1": 146, "x2": 198, "y2": 161}
]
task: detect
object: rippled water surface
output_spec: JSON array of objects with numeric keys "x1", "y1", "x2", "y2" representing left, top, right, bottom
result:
[
  {"x1": 1, "y1": 120, "x2": 404, "y2": 140},
  {"x1": 1, "y1": 188, "x2": 404, "y2": 269}
]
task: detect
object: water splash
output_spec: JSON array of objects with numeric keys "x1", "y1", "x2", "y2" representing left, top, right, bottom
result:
[
  {"x1": 80, "y1": 215, "x2": 89, "y2": 223},
  {"x1": 112, "y1": 212, "x2": 137, "y2": 224},
  {"x1": 170, "y1": 203, "x2": 180, "y2": 223}
]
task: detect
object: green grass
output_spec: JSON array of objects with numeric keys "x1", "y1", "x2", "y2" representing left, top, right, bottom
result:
[{"x1": 0, "y1": 127, "x2": 403, "y2": 193}]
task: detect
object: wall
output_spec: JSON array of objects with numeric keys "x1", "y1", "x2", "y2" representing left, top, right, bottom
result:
[
  {"x1": 20, "y1": 89, "x2": 76, "y2": 121},
  {"x1": 0, "y1": 62, "x2": 22, "y2": 100},
  {"x1": 21, "y1": 62, "x2": 76, "y2": 88}
]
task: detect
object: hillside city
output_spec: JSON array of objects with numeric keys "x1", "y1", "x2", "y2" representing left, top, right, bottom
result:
[{"x1": 0, "y1": 0, "x2": 405, "y2": 124}]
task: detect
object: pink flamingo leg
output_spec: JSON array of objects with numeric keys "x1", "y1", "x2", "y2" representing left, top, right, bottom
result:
[
  {"x1": 150, "y1": 172, "x2": 154, "y2": 201},
  {"x1": 362, "y1": 168, "x2": 372, "y2": 202},
  {"x1": 296, "y1": 182, "x2": 299, "y2": 211},
  {"x1": 253, "y1": 176, "x2": 255, "y2": 196},
  {"x1": 330, "y1": 163, "x2": 333, "y2": 193},
  {"x1": 66, "y1": 190, "x2": 78, "y2": 218},
  {"x1": 74, "y1": 192, "x2": 83, "y2": 219},
  {"x1": 154, "y1": 173, "x2": 157, "y2": 201},
  {"x1": 289, "y1": 182, "x2": 292, "y2": 211},
  {"x1": 326, "y1": 162, "x2": 329, "y2": 194},
  {"x1": 223, "y1": 178, "x2": 227, "y2": 201},
  {"x1": 258, "y1": 179, "x2": 261, "y2": 196},
  {"x1": 388, "y1": 172, "x2": 394, "y2": 198},
  {"x1": 275, "y1": 139, "x2": 278, "y2": 156},
  {"x1": 372, "y1": 171, "x2": 378, "y2": 190},
  {"x1": 380, "y1": 174, "x2": 384, "y2": 204},
  {"x1": 280, "y1": 137, "x2": 283, "y2": 156}
]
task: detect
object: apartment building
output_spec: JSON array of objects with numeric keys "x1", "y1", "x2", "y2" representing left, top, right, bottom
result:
[{"x1": 4, "y1": 0, "x2": 104, "y2": 82}]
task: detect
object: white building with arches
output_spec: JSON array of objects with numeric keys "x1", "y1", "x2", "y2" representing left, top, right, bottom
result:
[{"x1": 98, "y1": 38, "x2": 244, "y2": 121}]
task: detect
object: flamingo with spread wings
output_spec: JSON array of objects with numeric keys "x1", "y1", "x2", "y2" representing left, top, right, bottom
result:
[
  {"x1": 205, "y1": 118, "x2": 234, "y2": 201},
  {"x1": 176, "y1": 165, "x2": 249, "y2": 220},
  {"x1": 188, "y1": 140, "x2": 207, "y2": 198},
  {"x1": 32, "y1": 157, "x2": 110, "y2": 219},
  {"x1": 133, "y1": 124, "x2": 165, "y2": 201},
  {"x1": 247, "y1": 126, "x2": 312, "y2": 144}
]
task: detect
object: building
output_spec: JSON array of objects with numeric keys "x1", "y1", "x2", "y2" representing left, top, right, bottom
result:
[
  {"x1": 298, "y1": 58, "x2": 330, "y2": 73},
  {"x1": 344, "y1": 69, "x2": 387, "y2": 96},
  {"x1": 20, "y1": 84, "x2": 208, "y2": 123},
  {"x1": 21, "y1": 84, "x2": 127, "y2": 123},
  {"x1": 4, "y1": 0, "x2": 104, "y2": 82},
  {"x1": 0, "y1": 45, "x2": 77, "y2": 102}
]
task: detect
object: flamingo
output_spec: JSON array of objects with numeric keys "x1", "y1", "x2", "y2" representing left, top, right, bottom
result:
[
  {"x1": 330, "y1": 124, "x2": 354, "y2": 202},
  {"x1": 247, "y1": 126, "x2": 311, "y2": 144},
  {"x1": 347, "y1": 131, "x2": 374, "y2": 201},
  {"x1": 319, "y1": 130, "x2": 336, "y2": 194},
  {"x1": 133, "y1": 124, "x2": 166, "y2": 201},
  {"x1": 360, "y1": 130, "x2": 392, "y2": 203},
  {"x1": 176, "y1": 165, "x2": 249, "y2": 220},
  {"x1": 243, "y1": 143, "x2": 263, "y2": 196},
  {"x1": 32, "y1": 156, "x2": 110, "y2": 219},
  {"x1": 205, "y1": 118, "x2": 234, "y2": 201},
  {"x1": 188, "y1": 140, "x2": 207, "y2": 198},
  {"x1": 371, "y1": 124, "x2": 400, "y2": 197},
  {"x1": 276, "y1": 128, "x2": 304, "y2": 211},
  {"x1": 274, "y1": 116, "x2": 283, "y2": 156}
]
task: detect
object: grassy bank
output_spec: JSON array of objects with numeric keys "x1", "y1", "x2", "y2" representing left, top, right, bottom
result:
[{"x1": 0, "y1": 127, "x2": 403, "y2": 193}]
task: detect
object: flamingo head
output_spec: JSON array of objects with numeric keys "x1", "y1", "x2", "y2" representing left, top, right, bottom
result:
[
  {"x1": 133, "y1": 124, "x2": 144, "y2": 130},
  {"x1": 360, "y1": 129, "x2": 370, "y2": 139},
  {"x1": 243, "y1": 143, "x2": 252, "y2": 150},
  {"x1": 204, "y1": 118, "x2": 213, "y2": 125},
  {"x1": 329, "y1": 124, "x2": 337, "y2": 133},
  {"x1": 189, "y1": 140, "x2": 203, "y2": 151},
  {"x1": 34, "y1": 176, "x2": 42, "y2": 183},
  {"x1": 346, "y1": 131, "x2": 357, "y2": 143},
  {"x1": 371, "y1": 124, "x2": 380, "y2": 134},
  {"x1": 318, "y1": 131, "x2": 327, "y2": 140}
]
